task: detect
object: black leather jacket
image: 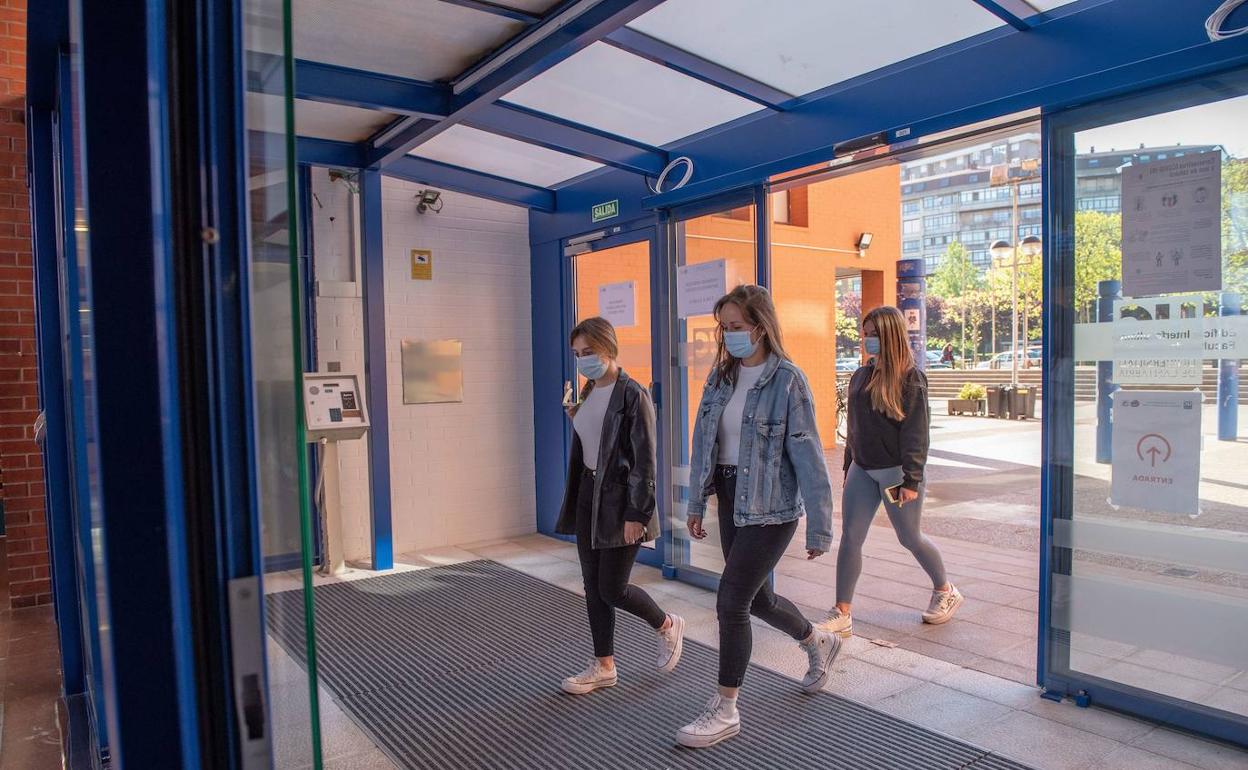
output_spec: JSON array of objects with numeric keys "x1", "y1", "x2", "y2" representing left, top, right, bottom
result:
[{"x1": 556, "y1": 369, "x2": 660, "y2": 549}]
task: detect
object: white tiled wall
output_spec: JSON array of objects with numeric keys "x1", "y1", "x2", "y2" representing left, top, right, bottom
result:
[{"x1": 311, "y1": 169, "x2": 537, "y2": 561}]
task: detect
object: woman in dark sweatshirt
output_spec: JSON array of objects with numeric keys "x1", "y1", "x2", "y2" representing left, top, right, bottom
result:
[{"x1": 818, "y1": 306, "x2": 962, "y2": 638}]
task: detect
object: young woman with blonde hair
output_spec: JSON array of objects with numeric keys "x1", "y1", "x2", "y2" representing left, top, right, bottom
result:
[
  {"x1": 555, "y1": 317, "x2": 685, "y2": 695},
  {"x1": 819, "y1": 305, "x2": 961, "y2": 639},
  {"x1": 676, "y1": 285, "x2": 839, "y2": 748}
]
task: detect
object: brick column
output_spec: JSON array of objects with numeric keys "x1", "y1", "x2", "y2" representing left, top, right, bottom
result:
[{"x1": 0, "y1": 0, "x2": 51, "y2": 609}]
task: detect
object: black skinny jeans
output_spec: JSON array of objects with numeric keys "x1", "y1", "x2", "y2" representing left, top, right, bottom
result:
[
  {"x1": 715, "y1": 466, "x2": 813, "y2": 688},
  {"x1": 575, "y1": 470, "x2": 667, "y2": 658}
]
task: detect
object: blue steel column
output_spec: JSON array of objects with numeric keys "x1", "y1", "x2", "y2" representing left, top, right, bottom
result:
[
  {"x1": 1218, "y1": 292, "x2": 1241, "y2": 441},
  {"x1": 27, "y1": 103, "x2": 86, "y2": 697},
  {"x1": 359, "y1": 169, "x2": 393, "y2": 570},
  {"x1": 1095, "y1": 280, "x2": 1121, "y2": 463},
  {"x1": 755, "y1": 186, "x2": 771, "y2": 287}
]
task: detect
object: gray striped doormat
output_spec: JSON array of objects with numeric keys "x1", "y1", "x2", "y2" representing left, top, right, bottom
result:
[{"x1": 266, "y1": 560, "x2": 1033, "y2": 770}]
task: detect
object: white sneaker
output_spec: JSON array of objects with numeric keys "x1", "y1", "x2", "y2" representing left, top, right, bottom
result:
[
  {"x1": 560, "y1": 660, "x2": 617, "y2": 695},
  {"x1": 676, "y1": 695, "x2": 741, "y2": 748},
  {"x1": 657, "y1": 614, "x2": 685, "y2": 672},
  {"x1": 922, "y1": 585, "x2": 964, "y2": 625},
  {"x1": 816, "y1": 607, "x2": 853, "y2": 638},
  {"x1": 800, "y1": 629, "x2": 842, "y2": 693}
]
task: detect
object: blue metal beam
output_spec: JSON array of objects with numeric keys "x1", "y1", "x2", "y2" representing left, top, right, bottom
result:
[
  {"x1": 372, "y1": 0, "x2": 666, "y2": 167},
  {"x1": 359, "y1": 170, "x2": 394, "y2": 572},
  {"x1": 246, "y1": 132, "x2": 365, "y2": 168},
  {"x1": 970, "y1": 0, "x2": 1037, "y2": 31},
  {"x1": 603, "y1": 28, "x2": 793, "y2": 109},
  {"x1": 387, "y1": 155, "x2": 556, "y2": 211},
  {"x1": 248, "y1": 53, "x2": 452, "y2": 118},
  {"x1": 466, "y1": 103, "x2": 668, "y2": 175},
  {"x1": 434, "y1": 0, "x2": 542, "y2": 24}
]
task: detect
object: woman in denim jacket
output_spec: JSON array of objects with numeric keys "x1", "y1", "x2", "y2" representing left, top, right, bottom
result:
[{"x1": 675, "y1": 285, "x2": 840, "y2": 749}]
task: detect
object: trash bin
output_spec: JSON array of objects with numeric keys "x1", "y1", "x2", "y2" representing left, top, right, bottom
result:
[
  {"x1": 1009, "y1": 386, "x2": 1036, "y2": 419},
  {"x1": 986, "y1": 385, "x2": 1008, "y2": 418}
]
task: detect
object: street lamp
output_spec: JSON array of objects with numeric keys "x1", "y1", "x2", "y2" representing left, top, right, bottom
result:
[{"x1": 991, "y1": 235, "x2": 1042, "y2": 385}]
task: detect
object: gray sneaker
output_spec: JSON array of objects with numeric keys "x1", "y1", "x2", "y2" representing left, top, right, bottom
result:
[
  {"x1": 816, "y1": 607, "x2": 853, "y2": 638},
  {"x1": 657, "y1": 614, "x2": 685, "y2": 672},
  {"x1": 800, "y1": 629, "x2": 842, "y2": 692},
  {"x1": 676, "y1": 695, "x2": 741, "y2": 748},
  {"x1": 922, "y1": 585, "x2": 964, "y2": 625}
]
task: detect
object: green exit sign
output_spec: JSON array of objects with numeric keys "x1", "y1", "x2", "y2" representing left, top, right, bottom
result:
[{"x1": 591, "y1": 200, "x2": 619, "y2": 223}]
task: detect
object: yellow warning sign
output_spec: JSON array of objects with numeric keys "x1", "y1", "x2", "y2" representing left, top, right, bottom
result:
[{"x1": 411, "y1": 249, "x2": 432, "y2": 280}]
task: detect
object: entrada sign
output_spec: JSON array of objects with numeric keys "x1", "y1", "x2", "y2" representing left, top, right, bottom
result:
[{"x1": 591, "y1": 200, "x2": 619, "y2": 223}]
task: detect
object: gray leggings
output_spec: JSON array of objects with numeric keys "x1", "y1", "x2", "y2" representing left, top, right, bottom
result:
[{"x1": 836, "y1": 462, "x2": 947, "y2": 604}]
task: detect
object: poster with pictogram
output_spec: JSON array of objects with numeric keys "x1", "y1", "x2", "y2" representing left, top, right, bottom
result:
[{"x1": 1110, "y1": 390, "x2": 1202, "y2": 515}]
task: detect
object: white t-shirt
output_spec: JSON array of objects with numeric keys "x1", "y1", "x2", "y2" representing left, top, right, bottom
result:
[
  {"x1": 573, "y1": 381, "x2": 616, "y2": 470},
  {"x1": 717, "y1": 363, "x2": 767, "y2": 465}
]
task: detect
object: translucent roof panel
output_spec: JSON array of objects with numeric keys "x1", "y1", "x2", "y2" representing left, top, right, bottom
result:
[
  {"x1": 497, "y1": 0, "x2": 565, "y2": 13},
  {"x1": 627, "y1": 0, "x2": 1002, "y2": 98},
  {"x1": 291, "y1": 0, "x2": 523, "y2": 81},
  {"x1": 1027, "y1": 0, "x2": 1084, "y2": 11},
  {"x1": 247, "y1": 93, "x2": 398, "y2": 142},
  {"x1": 410, "y1": 125, "x2": 602, "y2": 188},
  {"x1": 501, "y1": 42, "x2": 761, "y2": 147}
]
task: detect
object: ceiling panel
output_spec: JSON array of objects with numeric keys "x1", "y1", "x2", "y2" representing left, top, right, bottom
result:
[
  {"x1": 495, "y1": 0, "x2": 565, "y2": 13},
  {"x1": 247, "y1": 93, "x2": 399, "y2": 142},
  {"x1": 501, "y1": 42, "x2": 761, "y2": 147},
  {"x1": 627, "y1": 0, "x2": 1003, "y2": 98},
  {"x1": 410, "y1": 125, "x2": 602, "y2": 187},
  {"x1": 292, "y1": 0, "x2": 523, "y2": 81},
  {"x1": 1026, "y1": 0, "x2": 1084, "y2": 11}
]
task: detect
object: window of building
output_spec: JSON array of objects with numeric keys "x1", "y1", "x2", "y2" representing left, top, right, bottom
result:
[
  {"x1": 903, "y1": 239, "x2": 921, "y2": 253},
  {"x1": 771, "y1": 189, "x2": 789, "y2": 224},
  {"x1": 902, "y1": 200, "x2": 920, "y2": 215},
  {"x1": 903, "y1": 218, "x2": 921, "y2": 236}
]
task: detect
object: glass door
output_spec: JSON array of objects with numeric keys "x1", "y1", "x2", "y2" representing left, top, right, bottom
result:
[
  {"x1": 667, "y1": 203, "x2": 758, "y2": 587},
  {"x1": 570, "y1": 230, "x2": 664, "y2": 567},
  {"x1": 1047, "y1": 71, "x2": 1248, "y2": 747}
]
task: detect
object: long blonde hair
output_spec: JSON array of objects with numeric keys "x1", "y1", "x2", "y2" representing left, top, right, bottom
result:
[
  {"x1": 863, "y1": 305, "x2": 913, "y2": 421},
  {"x1": 711, "y1": 285, "x2": 790, "y2": 386}
]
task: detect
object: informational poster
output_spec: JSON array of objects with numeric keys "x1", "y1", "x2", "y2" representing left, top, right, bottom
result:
[
  {"x1": 677, "y1": 259, "x2": 726, "y2": 318},
  {"x1": 598, "y1": 281, "x2": 636, "y2": 328},
  {"x1": 1121, "y1": 149, "x2": 1221, "y2": 296},
  {"x1": 1111, "y1": 295, "x2": 1204, "y2": 385},
  {"x1": 1110, "y1": 390, "x2": 1201, "y2": 515},
  {"x1": 410, "y1": 249, "x2": 432, "y2": 280}
]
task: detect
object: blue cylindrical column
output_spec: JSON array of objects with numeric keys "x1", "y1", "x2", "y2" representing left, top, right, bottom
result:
[
  {"x1": 1095, "y1": 280, "x2": 1121, "y2": 464},
  {"x1": 1218, "y1": 292, "x2": 1241, "y2": 441},
  {"x1": 897, "y1": 259, "x2": 927, "y2": 370}
]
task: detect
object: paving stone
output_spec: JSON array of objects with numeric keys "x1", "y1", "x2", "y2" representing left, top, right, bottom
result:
[
  {"x1": 1133, "y1": 727, "x2": 1248, "y2": 770},
  {"x1": 874, "y1": 681, "x2": 1014, "y2": 739},
  {"x1": 962, "y1": 710, "x2": 1122, "y2": 770}
]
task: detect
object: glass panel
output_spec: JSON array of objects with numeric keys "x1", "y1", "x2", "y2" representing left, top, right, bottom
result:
[
  {"x1": 628, "y1": 0, "x2": 1000, "y2": 97},
  {"x1": 573, "y1": 241, "x2": 654, "y2": 548},
  {"x1": 1064, "y1": 95, "x2": 1248, "y2": 722},
  {"x1": 289, "y1": 0, "x2": 524, "y2": 81},
  {"x1": 412, "y1": 125, "x2": 602, "y2": 188},
  {"x1": 245, "y1": 1, "x2": 323, "y2": 766},
  {"x1": 672, "y1": 206, "x2": 757, "y2": 576},
  {"x1": 502, "y1": 42, "x2": 760, "y2": 147}
]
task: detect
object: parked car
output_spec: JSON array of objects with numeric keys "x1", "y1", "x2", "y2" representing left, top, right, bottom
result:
[
  {"x1": 976, "y1": 349, "x2": 1042, "y2": 369},
  {"x1": 836, "y1": 357, "x2": 861, "y2": 372},
  {"x1": 924, "y1": 350, "x2": 952, "y2": 369}
]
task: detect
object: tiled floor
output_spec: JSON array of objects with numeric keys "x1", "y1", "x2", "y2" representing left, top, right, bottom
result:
[
  {"x1": 265, "y1": 532, "x2": 1248, "y2": 770},
  {"x1": 0, "y1": 543, "x2": 65, "y2": 769}
]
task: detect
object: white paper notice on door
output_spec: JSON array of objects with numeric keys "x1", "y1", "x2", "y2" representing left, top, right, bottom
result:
[
  {"x1": 1111, "y1": 296, "x2": 1204, "y2": 385},
  {"x1": 1110, "y1": 389, "x2": 1202, "y2": 515},
  {"x1": 598, "y1": 281, "x2": 636, "y2": 328},
  {"x1": 1120, "y1": 149, "x2": 1222, "y2": 297},
  {"x1": 677, "y1": 259, "x2": 726, "y2": 319}
]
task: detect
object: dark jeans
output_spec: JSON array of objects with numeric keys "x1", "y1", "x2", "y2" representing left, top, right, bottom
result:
[
  {"x1": 575, "y1": 470, "x2": 666, "y2": 657},
  {"x1": 715, "y1": 466, "x2": 813, "y2": 688}
]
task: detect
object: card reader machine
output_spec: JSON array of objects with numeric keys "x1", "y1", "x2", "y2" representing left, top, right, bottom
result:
[{"x1": 302, "y1": 373, "x2": 370, "y2": 575}]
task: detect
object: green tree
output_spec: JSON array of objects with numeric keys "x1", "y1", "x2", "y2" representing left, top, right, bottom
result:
[
  {"x1": 927, "y1": 241, "x2": 983, "y2": 361},
  {"x1": 1073, "y1": 210, "x2": 1122, "y2": 322},
  {"x1": 1220, "y1": 157, "x2": 1248, "y2": 301}
]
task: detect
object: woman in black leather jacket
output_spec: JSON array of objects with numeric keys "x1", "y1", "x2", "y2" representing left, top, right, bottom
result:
[{"x1": 555, "y1": 317, "x2": 685, "y2": 695}]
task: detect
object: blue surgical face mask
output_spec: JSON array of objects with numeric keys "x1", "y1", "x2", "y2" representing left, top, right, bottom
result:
[
  {"x1": 864, "y1": 336, "x2": 881, "y2": 356},
  {"x1": 725, "y1": 329, "x2": 758, "y2": 360},
  {"x1": 576, "y1": 354, "x2": 608, "y2": 380}
]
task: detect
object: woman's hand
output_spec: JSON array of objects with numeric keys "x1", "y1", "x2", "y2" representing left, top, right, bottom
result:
[
  {"x1": 898, "y1": 487, "x2": 919, "y2": 505},
  {"x1": 806, "y1": 548, "x2": 825, "y2": 561},
  {"x1": 564, "y1": 404, "x2": 578, "y2": 419},
  {"x1": 623, "y1": 521, "x2": 645, "y2": 544},
  {"x1": 687, "y1": 516, "x2": 706, "y2": 540}
]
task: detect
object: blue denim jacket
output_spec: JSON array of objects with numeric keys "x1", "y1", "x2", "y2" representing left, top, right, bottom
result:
[{"x1": 686, "y1": 354, "x2": 835, "y2": 552}]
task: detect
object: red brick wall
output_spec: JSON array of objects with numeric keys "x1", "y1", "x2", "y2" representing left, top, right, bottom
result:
[{"x1": 0, "y1": 0, "x2": 51, "y2": 610}]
